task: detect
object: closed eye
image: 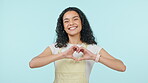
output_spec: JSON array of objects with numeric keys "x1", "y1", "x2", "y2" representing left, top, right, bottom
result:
[
  {"x1": 64, "y1": 20, "x2": 69, "y2": 23},
  {"x1": 74, "y1": 18, "x2": 78, "y2": 21}
]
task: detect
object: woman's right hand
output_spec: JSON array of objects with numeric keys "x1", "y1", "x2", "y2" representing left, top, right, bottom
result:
[{"x1": 61, "y1": 45, "x2": 79, "y2": 60}]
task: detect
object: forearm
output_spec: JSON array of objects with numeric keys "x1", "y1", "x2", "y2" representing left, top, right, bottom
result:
[
  {"x1": 29, "y1": 54, "x2": 63, "y2": 68},
  {"x1": 99, "y1": 56, "x2": 126, "y2": 72}
]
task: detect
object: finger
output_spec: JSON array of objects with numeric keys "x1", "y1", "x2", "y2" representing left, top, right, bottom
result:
[
  {"x1": 80, "y1": 46, "x2": 88, "y2": 53},
  {"x1": 77, "y1": 47, "x2": 82, "y2": 53},
  {"x1": 78, "y1": 57, "x2": 85, "y2": 61},
  {"x1": 70, "y1": 46, "x2": 75, "y2": 50},
  {"x1": 69, "y1": 46, "x2": 77, "y2": 53},
  {"x1": 66, "y1": 55, "x2": 73, "y2": 59},
  {"x1": 72, "y1": 45, "x2": 79, "y2": 51},
  {"x1": 70, "y1": 45, "x2": 77, "y2": 49},
  {"x1": 75, "y1": 46, "x2": 80, "y2": 52},
  {"x1": 80, "y1": 49, "x2": 84, "y2": 52},
  {"x1": 78, "y1": 47, "x2": 85, "y2": 53},
  {"x1": 71, "y1": 57, "x2": 78, "y2": 61}
]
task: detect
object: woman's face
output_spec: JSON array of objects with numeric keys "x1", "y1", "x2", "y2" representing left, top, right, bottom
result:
[{"x1": 63, "y1": 11, "x2": 82, "y2": 36}]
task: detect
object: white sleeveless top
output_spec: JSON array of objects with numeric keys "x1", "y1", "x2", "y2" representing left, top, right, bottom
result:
[{"x1": 49, "y1": 43, "x2": 102, "y2": 82}]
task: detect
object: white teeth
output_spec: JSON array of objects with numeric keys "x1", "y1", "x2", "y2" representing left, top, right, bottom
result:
[{"x1": 69, "y1": 27, "x2": 76, "y2": 30}]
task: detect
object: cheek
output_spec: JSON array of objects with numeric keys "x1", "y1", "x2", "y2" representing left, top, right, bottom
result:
[
  {"x1": 77, "y1": 21, "x2": 82, "y2": 29},
  {"x1": 76, "y1": 20, "x2": 82, "y2": 26},
  {"x1": 63, "y1": 23, "x2": 68, "y2": 29}
]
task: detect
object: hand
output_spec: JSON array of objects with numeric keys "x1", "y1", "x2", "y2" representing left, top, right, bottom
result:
[
  {"x1": 61, "y1": 45, "x2": 79, "y2": 61},
  {"x1": 77, "y1": 47, "x2": 97, "y2": 61}
]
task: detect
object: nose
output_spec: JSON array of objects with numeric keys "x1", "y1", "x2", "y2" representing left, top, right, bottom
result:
[{"x1": 69, "y1": 20, "x2": 74, "y2": 26}]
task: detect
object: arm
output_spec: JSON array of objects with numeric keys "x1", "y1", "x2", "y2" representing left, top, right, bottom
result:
[
  {"x1": 29, "y1": 45, "x2": 79, "y2": 68},
  {"x1": 29, "y1": 47, "x2": 64, "y2": 68},
  {"x1": 98, "y1": 48, "x2": 126, "y2": 72},
  {"x1": 77, "y1": 47, "x2": 126, "y2": 72}
]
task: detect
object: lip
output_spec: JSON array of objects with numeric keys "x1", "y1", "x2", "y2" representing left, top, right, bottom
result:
[{"x1": 68, "y1": 26, "x2": 78, "y2": 31}]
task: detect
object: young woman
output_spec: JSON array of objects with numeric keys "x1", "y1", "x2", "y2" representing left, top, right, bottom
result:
[{"x1": 29, "y1": 7, "x2": 126, "y2": 83}]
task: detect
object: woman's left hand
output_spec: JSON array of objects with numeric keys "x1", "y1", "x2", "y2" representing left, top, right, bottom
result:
[{"x1": 77, "y1": 47, "x2": 97, "y2": 61}]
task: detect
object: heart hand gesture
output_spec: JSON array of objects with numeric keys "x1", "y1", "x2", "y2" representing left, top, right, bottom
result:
[
  {"x1": 77, "y1": 47, "x2": 97, "y2": 61},
  {"x1": 61, "y1": 45, "x2": 79, "y2": 61},
  {"x1": 61, "y1": 46, "x2": 97, "y2": 61}
]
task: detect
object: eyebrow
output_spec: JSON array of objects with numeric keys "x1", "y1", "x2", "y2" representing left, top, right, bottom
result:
[{"x1": 63, "y1": 16, "x2": 79, "y2": 21}]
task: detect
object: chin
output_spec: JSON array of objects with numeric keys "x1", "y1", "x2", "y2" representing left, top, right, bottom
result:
[{"x1": 67, "y1": 32, "x2": 80, "y2": 36}]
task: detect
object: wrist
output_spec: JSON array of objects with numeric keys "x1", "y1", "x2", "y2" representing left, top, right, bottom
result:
[
  {"x1": 94, "y1": 54, "x2": 101, "y2": 62},
  {"x1": 92, "y1": 54, "x2": 97, "y2": 61},
  {"x1": 59, "y1": 52, "x2": 65, "y2": 59}
]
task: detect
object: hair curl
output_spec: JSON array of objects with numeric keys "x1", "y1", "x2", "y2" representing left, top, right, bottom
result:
[{"x1": 55, "y1": 7, "x2": 97, "y2": 48}]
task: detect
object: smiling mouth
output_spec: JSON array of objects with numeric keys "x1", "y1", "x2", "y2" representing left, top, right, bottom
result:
[{"x1": 68, "y1": 26, "x2": 77, "y2": 31}]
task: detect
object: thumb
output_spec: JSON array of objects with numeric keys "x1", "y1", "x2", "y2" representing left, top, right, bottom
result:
[
  {"x1": 78, "y1": 57, "x2": 85, "y2": 61},
  {"x1": 71, "y1": 57, "x2": 78, "y2": 61}
]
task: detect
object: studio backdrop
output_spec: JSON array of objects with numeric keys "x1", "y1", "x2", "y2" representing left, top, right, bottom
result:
[{"x1": 1, "y1": 0, "x2": 148, "y2": 83}]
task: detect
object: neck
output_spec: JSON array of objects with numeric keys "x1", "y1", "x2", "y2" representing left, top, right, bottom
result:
[{"x1": 68, "y1": 34, "x2": 82, "y2": 44}]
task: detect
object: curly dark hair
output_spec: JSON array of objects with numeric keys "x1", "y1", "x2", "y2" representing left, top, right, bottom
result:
[{"x1": 55, "y1": 7, "x2": 97, "y2": 48}]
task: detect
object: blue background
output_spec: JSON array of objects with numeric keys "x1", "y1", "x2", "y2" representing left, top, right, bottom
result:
[{"x1": 1, "y1": 0, "x2": 148, "y2": 83}]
